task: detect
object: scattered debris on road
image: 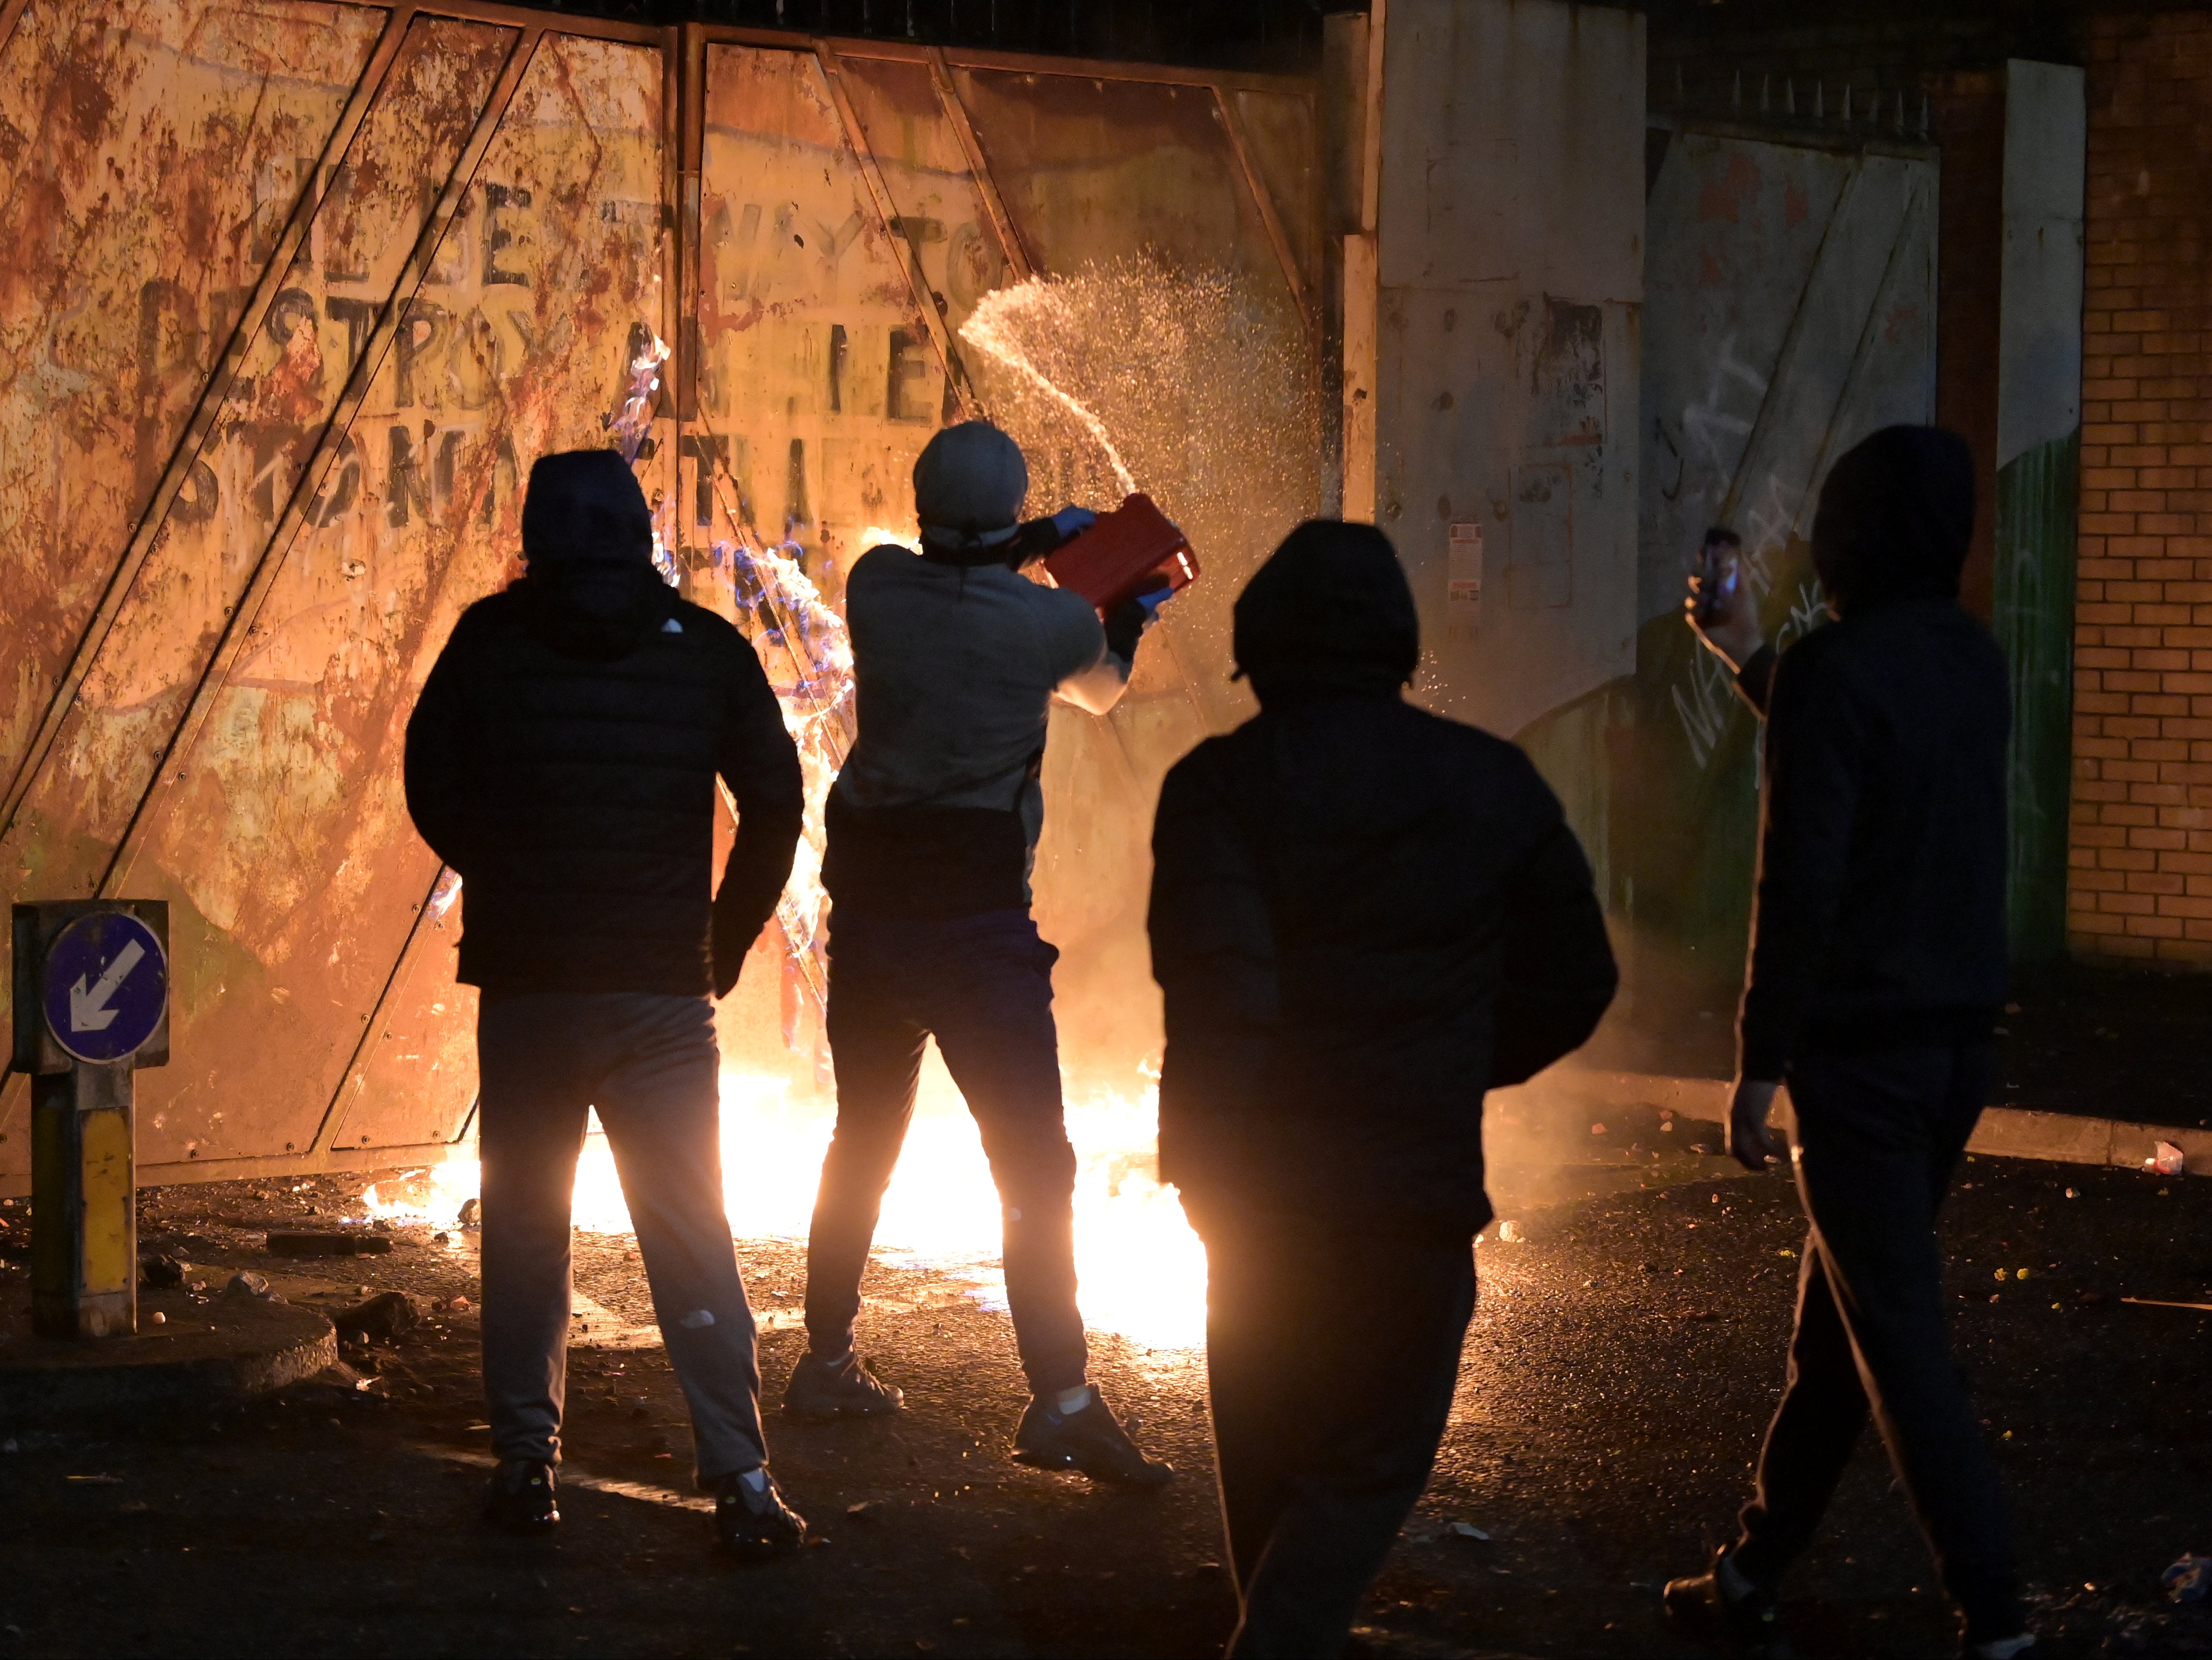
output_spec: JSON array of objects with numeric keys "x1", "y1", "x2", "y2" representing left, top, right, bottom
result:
[{"x1": 267, "y1": 1231, "x2": 394, "y2": 1258}]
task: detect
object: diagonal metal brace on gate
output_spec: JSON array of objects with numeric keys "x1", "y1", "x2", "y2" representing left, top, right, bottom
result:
[
  {"x1": 1713, "y1": 155, "x2": 1870, "y2": 534},
  {"x1": 312, "y1": 860, "x2": 463, "y2": 1162},
  {"x1": 0, "y1": 0, "x2": 38, "y2": 59},
  {"x1": 95, "y1": 24, "x2": 548, "y2": 917},
  {"x1": 1211, "y1": 86, "x2": 1315, "y2": 345},
  {"x1": 0, "y1": 5, "x2": 423, "y2": 846},
  {"x1": 927, "y1": 48, "x2": 1037, "y2": 286},
  {"x1": 816, "y1": 39, "x2": 980, "y2": 424},
  {"x1": 1794, "y1": 171, "x2": 1929, "y2": 508}
]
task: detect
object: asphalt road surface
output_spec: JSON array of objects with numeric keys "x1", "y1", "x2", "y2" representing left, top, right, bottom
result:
[{"x1": 0, "y1": 1150, "x2": 2205, "y2": 1659}]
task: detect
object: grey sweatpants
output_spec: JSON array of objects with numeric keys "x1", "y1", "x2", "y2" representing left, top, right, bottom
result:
[{"x1": 476, "y1": 992, "x2": 767, "y2": 1485}]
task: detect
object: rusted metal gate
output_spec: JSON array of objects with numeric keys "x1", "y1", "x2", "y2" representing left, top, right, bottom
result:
[
  {"x1": 1588, "y1": 115, "x2": 1939, "y2": 1042},
  {"x1": 0, "y1": 0, "x2": 1320, "y2": 1191}
]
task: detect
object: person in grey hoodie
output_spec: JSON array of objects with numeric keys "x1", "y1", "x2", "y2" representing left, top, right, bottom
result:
[{"x1": 783, "y1": 421, "x2": 1171, "y2": 1488}]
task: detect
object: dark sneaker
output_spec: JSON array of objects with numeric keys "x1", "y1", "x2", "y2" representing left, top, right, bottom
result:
[
  {"x1": 482, "y1": 1458, "x2": 560, "y2": 1534},
  {"x1": 1663, "y1": 1553, "x2": 1793, "y2": 1659},
  {"x1": 782, "y1": 1352, "x2": 905, "y2": 1420},
  {"x1": 1012, "y1": 1390, "x2": 1174, "y2": 1488},
  {"x1": 1962, "y1": 1637, "x2": 2035, "y2": 1660},
  {"x1": 714, "y1": 1470, "x2": 806, "y2": 1559}
]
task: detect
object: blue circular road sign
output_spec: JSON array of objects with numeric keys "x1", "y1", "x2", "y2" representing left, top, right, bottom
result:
[{"x1": 43, "y1": 911, "x2": 167, "y2": 1065}]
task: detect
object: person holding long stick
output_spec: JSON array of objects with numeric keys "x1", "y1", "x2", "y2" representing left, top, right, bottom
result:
[{"x1": 1668, "y1": 427, "x2": 2034, "y2": 1660}]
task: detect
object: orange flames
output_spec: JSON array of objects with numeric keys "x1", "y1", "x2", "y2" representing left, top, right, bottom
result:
[{"x1": 365, "y1": 1058, "x2": 1208, "y2": 1352}]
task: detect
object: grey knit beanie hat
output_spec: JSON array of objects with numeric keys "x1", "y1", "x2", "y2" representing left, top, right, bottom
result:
[{"x1": 913, "y1": 421, "x2": 1029, "y2": 539}]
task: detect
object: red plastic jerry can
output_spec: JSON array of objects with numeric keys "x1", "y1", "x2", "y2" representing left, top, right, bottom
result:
[{"x1": 1043, "y1": 493, "x2": 1201, "y2": 614}]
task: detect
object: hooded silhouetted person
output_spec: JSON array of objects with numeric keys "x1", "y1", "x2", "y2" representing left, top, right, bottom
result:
[
  {"x1": 1727, "y1": 422, "x2": 2006, "y2": 1076},
  {"x1": 1668, "y1": 426, "x2": 2031, "y2": 1660},
  {"x1": 510, "y1": 448, "x2": 678, "y2": 660},
  {"x1": 1148, "y1": 518, "x2": 1616, "y2": 1660},
  {"x1": 1807, "y1": 423, "x2": 1975, "y2": 613},
  {"x1": 405, "y1": 447, "x2": 810, "y2": 1557}
]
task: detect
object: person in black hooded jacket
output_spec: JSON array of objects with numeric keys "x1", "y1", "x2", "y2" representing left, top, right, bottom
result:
[
  {"x1": 1666, "y1": 427, "x2": 2033, "y2": 1660},
  {"x1": 405, "y1": 449, "x2": 808, "y2": 1557},
  {"x1": 1148, "y1": 520, "x2": 1617, "y2": 1660}
]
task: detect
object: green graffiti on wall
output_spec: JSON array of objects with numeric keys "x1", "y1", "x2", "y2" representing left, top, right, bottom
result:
[
  {"x1": 1517, "y1": 535, "x2": 1827, "y2": 1073},
  {"x1": 1993, "y1": 429, "x2": 2080, "y2": 965}
]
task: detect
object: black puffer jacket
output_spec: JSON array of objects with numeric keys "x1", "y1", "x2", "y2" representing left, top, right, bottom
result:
[
  {"x1": 1148, "y1": 522, "x2": 1618, "y2": 1236},
  {"x1": 1734, "y1": 427, "x2": 2011, "y2": 1077},
  {"x1": 404, "y1": 450, "x2": 803, "y2": 997}
]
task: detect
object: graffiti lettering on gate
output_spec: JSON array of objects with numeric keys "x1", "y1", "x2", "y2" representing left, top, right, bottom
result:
[
  {"x1": 1667, "y1": 469, "x2": 1826, "y2": 770},
  {"x1": 123, "y1": 171, "x2": 660, "y2": 541},
  {"x1": 1681, "y1": 331, "x2": 1767, "y2": 470},
  {"x1": 1672, "y1": 644, "x2": 1739, "y2": 770}
]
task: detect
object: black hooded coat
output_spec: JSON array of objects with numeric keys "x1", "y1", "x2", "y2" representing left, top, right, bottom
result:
[
  {"x1": 404, "y1": 450, "x2": 803, "y2": 997},
  {"x1": 1146, "y1": 522, "x2": 1618, "y2": 1236},
  {"x1": 1733, "y1": 425, "x2": 2012, "y2": 1078}
]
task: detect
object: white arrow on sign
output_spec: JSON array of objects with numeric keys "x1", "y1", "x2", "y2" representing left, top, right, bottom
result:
[{"x1": 69, "y1": 939, "x2": 145, "y2": 1034}]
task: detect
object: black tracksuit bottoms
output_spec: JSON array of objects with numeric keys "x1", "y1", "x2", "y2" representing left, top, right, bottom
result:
[
  {"x1": 804, "y1": 908, "x2": 1089, "y2": 1396},
  {"x1": 1734, "y1": 1042, "x2": 2023, "y2": 1640},
  {"x1": 1196, "y1": 1217, "x2": 1477, "y2": 1660}
]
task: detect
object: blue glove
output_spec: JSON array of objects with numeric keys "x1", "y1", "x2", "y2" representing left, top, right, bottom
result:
[
  {"x1": 1104, "y1": 583, "x2": 1173, "y2": 658},
  {"x1": 1049, "y1": 505, "x2": 1098, "y2": 541}
]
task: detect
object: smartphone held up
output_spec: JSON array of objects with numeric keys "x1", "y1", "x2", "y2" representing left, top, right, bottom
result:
[{"x1": 1688, "y1": 526, "x2": 1743, "y2": 632}]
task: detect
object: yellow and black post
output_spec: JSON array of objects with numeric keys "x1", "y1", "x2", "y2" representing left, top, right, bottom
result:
[{"x1": 10, "y1": 901, "x2": 170, "y2": 1339}]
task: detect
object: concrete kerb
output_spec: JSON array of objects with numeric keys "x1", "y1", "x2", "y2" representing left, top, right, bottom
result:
[
  {"x1": 0, "y1": 1285, "x2": 336, "y2": 1428},
  {"x1": 1552, "y1": 1070, "x2": 2212, "y2": 1178}
]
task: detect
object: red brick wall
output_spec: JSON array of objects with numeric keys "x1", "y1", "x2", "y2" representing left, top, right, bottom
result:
[{"x1": 2071, "y1": 13, "x2": 2212, "y2": 963}]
